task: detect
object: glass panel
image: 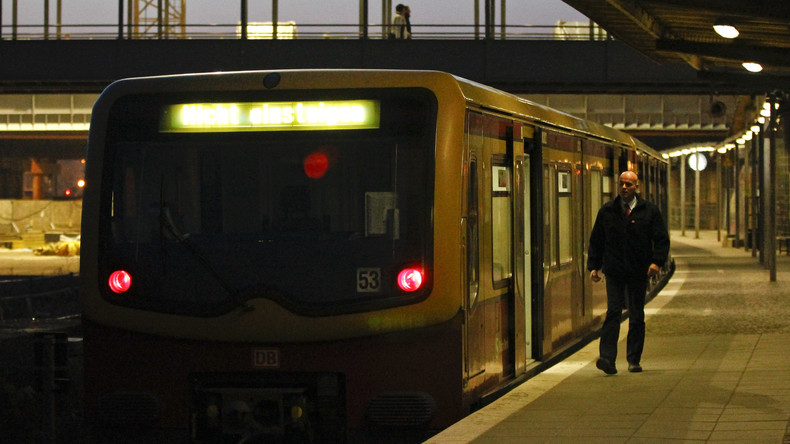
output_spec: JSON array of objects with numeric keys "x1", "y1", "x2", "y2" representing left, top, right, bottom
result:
[
  {"x1": 544, "y1": 164, "x2": 556, "y2": 266},
  {"x1": 591, "y1": 169, "x2": 602, "y2": 212},
  {"x1": 492, "y1": 164, "x2": 512, "y2": 284},
  {"x1": 558, "y1": 195, "x2": 572, "y2": 264},
  {"x1": 467, "y1": 159, "x2": 479, "y2": 306},
  {"x1": 100, "y1": 91, "x2": 435, "y2": 316}
]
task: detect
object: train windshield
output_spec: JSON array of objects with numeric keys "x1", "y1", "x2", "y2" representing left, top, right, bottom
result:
[{"x1": 99, "y1": 89, "x2": 436, "y2": 316}]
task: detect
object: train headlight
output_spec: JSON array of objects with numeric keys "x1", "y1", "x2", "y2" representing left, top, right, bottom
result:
[
  {"x1": 397, "y1": 268, "x2": 423, "y2": 292},
  {"x1": 108, "y1": 270, "x2": 132, "y2": 293}
]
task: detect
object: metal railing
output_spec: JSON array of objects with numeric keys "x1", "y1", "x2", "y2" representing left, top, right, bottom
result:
[{"x1": 0, "y1": 22, "x2": 610, "y2": 41}]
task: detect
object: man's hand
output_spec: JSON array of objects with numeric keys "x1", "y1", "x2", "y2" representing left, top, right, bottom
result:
[
  {"x1": 648, "y1": 263, "x2": 660, "y2": 277},
  {"x1": 590, "y1": 270, "x2": 602, "y2": 283}
]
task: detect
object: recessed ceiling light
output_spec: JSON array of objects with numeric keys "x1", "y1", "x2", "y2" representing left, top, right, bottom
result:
[
  {"x1": 713, "y1": 23, "x2": 739, "y2": 39},
  {"x1": 742, "y1": 62, "x2": 763, "y2": 72}
]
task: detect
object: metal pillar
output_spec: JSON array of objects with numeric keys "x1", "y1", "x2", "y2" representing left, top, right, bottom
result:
[
  {"x1": 44, "y1": 0, "x2": 49, "y2": 40},
  {"x1": 359, "y1": 0, "x2": 367, "y2": 39},
  {"x1": 12, "y1": 0, "x2": 17, "y2": 40},
  {"x1": 667, "y1": 158, "x2": 672, "y2": 232},
  {"x1": 734, "y1": 142, "x2": 740, "y2": 247},
  {"x1": 695, "y1": 158, "x2": 700, "y2": 238},
  {"x1": 240, "y1": 0, "x2": 247, "y2": 40},
  {"x1": 485, "y1": 0, "x2": 495, "y2": 40},
  {"x1": 717, "y1": 153, "x2": 722, "y2": 242},
  {"x1": 768, "y1": 96, "x2": 777, "y2": 281},
  {"x1": 759, "y1": 114, "x2": 766, "y2": 263},
  {"x1": 382, "y1": 0, "x2": 391, "y2": 39},
  {"x1": 57, "y1": 0, "x2": 62, "y2": 39},
  {"x1": 751, "y1": 132, "x2": 759, "y2": 256},
  {"x1": 500, "y1": 0, "x2": 506, "y2": 39},
  {"x1": 273, "y1": 0, "x2": 279, "y2": 40},
  {"x1": 118, "y1": 0, "x2": 124, "y2": 39},
  {"x1": 474, "y1": 0, "x2": 480, "y2": 40},
  {"x1": 680, "y1": 154, "x2": 686, "y2": 236}
]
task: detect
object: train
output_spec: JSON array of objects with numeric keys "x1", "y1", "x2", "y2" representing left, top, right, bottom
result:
[{"x1": 80, "y1": 69, "x2": 672, "y2": 443}]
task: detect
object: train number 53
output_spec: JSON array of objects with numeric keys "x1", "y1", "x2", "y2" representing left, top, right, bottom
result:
[{"x1": 356, "y1": 268, "x2": 381, "y2": 292}]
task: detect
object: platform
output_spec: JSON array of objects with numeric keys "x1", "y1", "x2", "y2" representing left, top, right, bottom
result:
[
  {"x1": 0, "y1": 248, "x2": 79, "y2": 276},
  {"x1": 428, "y1": 231, "x2": 790, "y2": 443}
]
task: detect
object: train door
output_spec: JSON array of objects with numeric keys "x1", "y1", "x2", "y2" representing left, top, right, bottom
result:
[
  {"x1": 514, "y1": 126, "x2": 536, "y2": 370},
  {"x1": 463, "y1": 111, "x2": 528, "y2": 393},
  {"x1": 464, "y1": 112, "x2": 485, "y2": 384}
]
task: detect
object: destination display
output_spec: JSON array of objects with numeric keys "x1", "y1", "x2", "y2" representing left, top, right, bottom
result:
[{"x1": 161, "y1": 100, "x2": 380, "y2": 132}]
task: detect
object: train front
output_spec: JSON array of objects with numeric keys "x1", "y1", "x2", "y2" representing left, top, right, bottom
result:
[{"x1": 80, "y1": 70, "x2": 466, "y2": 442}]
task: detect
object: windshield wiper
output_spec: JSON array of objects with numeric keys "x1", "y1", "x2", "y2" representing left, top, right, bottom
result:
[{"x1": 159, "y1": 180, "x2": 253, "y2": 312}]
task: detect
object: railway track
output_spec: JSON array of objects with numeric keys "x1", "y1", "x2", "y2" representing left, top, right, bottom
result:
[
  {"x1": 0, "y1": 274, "x2": 84, "y2": 442},
  {"x1": 0, "y1": 274, "x2": 81, "y2": 337}
]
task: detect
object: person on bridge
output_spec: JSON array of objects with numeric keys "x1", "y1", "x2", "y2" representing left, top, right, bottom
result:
[
  {"x1": 392, "y1": 4, "x2": 412, "y2": 39},
  {"x1": 587, "y1": 170, "x2": 670, "y2": 375}
]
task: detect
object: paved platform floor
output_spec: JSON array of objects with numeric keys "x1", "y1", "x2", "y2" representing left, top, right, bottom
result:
[{"x1": 428, "y1": 231, "x2": 790, "y2": 443}]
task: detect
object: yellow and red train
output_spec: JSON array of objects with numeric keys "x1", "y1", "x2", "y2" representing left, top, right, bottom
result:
[{"x1": 81, "y1": 70, "x2": 672, "y2": 442}]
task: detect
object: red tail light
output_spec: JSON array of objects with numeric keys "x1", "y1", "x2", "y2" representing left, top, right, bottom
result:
[
  {"x1": 397, "y1": 268, "x2": 423, "y2": 292},
  {"x1": 108, "y1": 270, "x2": 132, "y2": 293}
]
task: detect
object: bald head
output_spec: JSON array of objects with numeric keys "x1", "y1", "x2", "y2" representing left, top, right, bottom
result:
[{"x1": 619, "y1": 171, "x2": 639, "y2": 202}]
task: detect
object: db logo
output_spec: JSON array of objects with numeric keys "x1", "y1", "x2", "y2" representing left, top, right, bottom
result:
[{"x1": 252, "y1": 349, "x2": 280, "y2": 368}]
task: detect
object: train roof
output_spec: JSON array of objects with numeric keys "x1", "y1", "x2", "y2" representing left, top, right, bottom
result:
[{"x1": 449, "y1": 73, "x2": 663, "y2": 161}]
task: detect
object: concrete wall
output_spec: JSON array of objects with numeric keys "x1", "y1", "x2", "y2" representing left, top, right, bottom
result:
[{"x1": 0, "y1": 199, "x2": 82, "y2": 237}]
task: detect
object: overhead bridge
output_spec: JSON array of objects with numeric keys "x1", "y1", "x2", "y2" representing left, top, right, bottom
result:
[{"x1": 0, "y1": 39, "x2": 739, "y2": 95}]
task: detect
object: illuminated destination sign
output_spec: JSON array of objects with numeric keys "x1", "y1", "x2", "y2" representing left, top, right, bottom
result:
[{"x1": 161, "y1": 100, "x2": 380, "y2": 132}]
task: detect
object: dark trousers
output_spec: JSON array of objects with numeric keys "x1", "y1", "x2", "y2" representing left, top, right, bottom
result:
[{"x1": 600, "y1": 273, "x2": 647, "y2": 365}]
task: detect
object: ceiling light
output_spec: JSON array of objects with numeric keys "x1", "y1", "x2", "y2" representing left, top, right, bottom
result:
[
  {"x1": 713, "y1": 22, "x2": 739, "y2": 39},
  {"x1": 742, "y1": 62, "x2": 763, "y2": 72}
]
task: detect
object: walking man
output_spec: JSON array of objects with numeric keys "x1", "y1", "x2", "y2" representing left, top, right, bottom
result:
[{"x1": 587, "y1": 170, "x2": 670, "y2": 375}]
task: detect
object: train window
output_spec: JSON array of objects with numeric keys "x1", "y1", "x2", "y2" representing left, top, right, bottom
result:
[
  {"x1": 591, "y1": 169, "x2": 603, "y2": 212},
  {"x1": 557, "y1": 168, "x2": 573, "y2": 265},
  {"x1": 491, "y1": 159, "x2": 512, "y2": 287},
  {"x1": 544, "y1": 164, "x2": 556, "y2": 267},
  {"x1": 603, "y1": 175, "x2": 612, "y2": 196},
  {"x1": 467, "y1": 159, "x2": 480, "y2": 306}
]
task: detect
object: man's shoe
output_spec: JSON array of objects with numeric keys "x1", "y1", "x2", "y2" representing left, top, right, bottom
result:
[
  {"x1": 628, "y1": 363, "x2": 642, "y2": 373},
  {"x1": 596, "y1": 357, "x2": 617, "y2": 375}
]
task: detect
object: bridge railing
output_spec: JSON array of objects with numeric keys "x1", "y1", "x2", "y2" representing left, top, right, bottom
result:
[{"x1": 0, "y1": 22, "x2": 610, "y2": 41}]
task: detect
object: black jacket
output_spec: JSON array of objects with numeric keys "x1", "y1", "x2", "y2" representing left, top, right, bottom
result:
[{"x1": 587, "y1": 195, "x2": 670, "y2": 278}]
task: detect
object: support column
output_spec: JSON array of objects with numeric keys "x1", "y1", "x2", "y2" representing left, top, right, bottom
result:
[
  {"x1": 734, "y1": 141, "x2": 741, "y2": 247},
  {"x1": 768, "y1": 96, "x2": 777, "y2": 281},
  {"x1": 695, "y1": 157, "x2": 700, "y2": 238},
  {"x1": 680, "y1": 154, "x2": 686, "y2": 236},
  {"x1": 240, "y1": 0, "x2": 247, "y2": 40},
  {"x1": 751, "y1": 132, "x2": 758, "y2": 256},
  {"x1": 717, "y1": 153, "x2": 722, "y2": 242},
  {"x1": 273, "y1": 0, "x2": 279, "y2": 40},
  {"x1": 759, "y1": 115, "x2": 766, "y2": 263},
  {"x1": 359, "y1": 0, "x2": 367, "y2": 39},
  {"x1": 500, "y1": 0, "x2": 506, "y2": 39}
]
